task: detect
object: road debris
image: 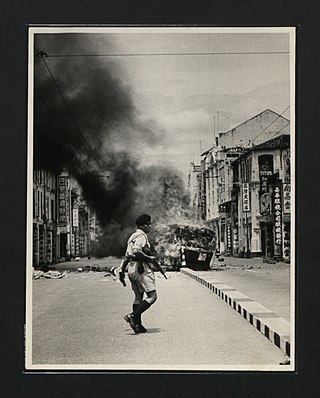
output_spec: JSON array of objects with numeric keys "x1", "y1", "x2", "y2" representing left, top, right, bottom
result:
[{"x1": 33, "y1": 270, "x2": 68, "y2": 280}]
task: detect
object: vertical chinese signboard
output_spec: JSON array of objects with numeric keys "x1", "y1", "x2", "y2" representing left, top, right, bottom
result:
[
  {"x1": 72, "y1": 209, "x2": 79, "y2": 227},
  {"x1": 226, "y1": 224, "x2": 232, "y2": 251},
  {"x1": 73, "y1": 208, "x2": 80, "y2": 256},
  {"x1": 258, "y1": 155, "x2": 273, "y2": 215},
  {"x1": 242, "y1": 183, "x2": 250, "y2": 212},
  {"x1": 58, "y1": 176, "x2": 69, "y2": 227},
  {"x1": 273, "y1": 181, "x2": 283, "y2": 257},
  {"x1": 283, "y1": 184, "x2": 291, "y2": 214}
]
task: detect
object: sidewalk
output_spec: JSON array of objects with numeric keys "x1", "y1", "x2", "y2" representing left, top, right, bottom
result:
[
  {"x1": 181, "y1": 256, "x2": 292, "y2": 360},
  {"x1": 210, "y1": 255, "x2": 291, "y2": 320}
]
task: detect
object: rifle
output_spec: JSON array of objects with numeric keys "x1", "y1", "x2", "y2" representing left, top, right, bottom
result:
[
  {"x1": 142, "y1": 247, "x2": 167, "y2": 279},
  {"x1": 153, "y1": 258, "x2": 167, "y2": 279}
]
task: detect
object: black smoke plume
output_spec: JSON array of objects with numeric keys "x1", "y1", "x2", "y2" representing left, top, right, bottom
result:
[{"x1": 34, "y1": 34, "x2": 194, "y2": 257}]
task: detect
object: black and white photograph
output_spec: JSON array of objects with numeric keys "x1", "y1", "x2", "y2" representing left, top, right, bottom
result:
[{"x1": 26, "y1": 26, "x2": 295, "y2": 371}]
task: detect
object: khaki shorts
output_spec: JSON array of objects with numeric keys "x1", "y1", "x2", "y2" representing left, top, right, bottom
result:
[{"x1": 128, "y1": 264, "x2": 156, "y2": 294}]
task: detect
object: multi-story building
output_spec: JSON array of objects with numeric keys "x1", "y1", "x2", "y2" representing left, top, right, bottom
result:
[
  {"x1": 33, "y1": 169, "x2": 99, "y2": 266},
  {"x1": 33, "y1": 169, "x2": 59, "y2": 267},
  {"x1": 70, "y1": 182, "x2": 98, "y2": 259},
  {"x1": 200, "y1": 143, "x2": 243, "y2": 254},
  {"x1": 56, "y1": 172, "x2": 73, "y2": 261},
  {"x1": 187, "y1": 162, "x2": 203, "y2": 220},
  {"x1": 218, "y1": 109, "x2": 290, "y2": 148},
  {"x1": 232, "y1": 134, "x2": 291, "y2": 260},
  {"x1": 190, "y1": 109, "x2": 291, "y2": 261}
]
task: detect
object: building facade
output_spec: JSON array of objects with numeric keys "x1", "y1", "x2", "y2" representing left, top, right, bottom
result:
[
  {"x1": 32, "y1": 169, "x2": 98, "y2": 267},
  {"x1": 187, "y1": 162, "x2": 203, "y2": 220},
  {"x1": 232, "y1": 134, "x2": 291, "y2": 260},
  {"x1": 33, "y1": 169, "x2": 59, "y2": 267},
  {"x1": 189, "y1": 109, "x2": 291, "y2": 261}
]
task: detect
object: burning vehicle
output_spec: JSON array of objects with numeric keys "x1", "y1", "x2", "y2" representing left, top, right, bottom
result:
[{"x1": 154, "y1": 223, "x2": 216, "y2": 271}]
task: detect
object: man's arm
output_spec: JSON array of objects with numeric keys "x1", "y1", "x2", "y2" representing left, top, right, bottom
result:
[
  {"x1": 118, "y1": 256, "x2": 131, "y2": 287},
  {"x1": 134, "y1": 248, "x2": 167, "y2": 279},
  {"x1": 132, "y1": 248, "x2": 156, "y2": 263}
]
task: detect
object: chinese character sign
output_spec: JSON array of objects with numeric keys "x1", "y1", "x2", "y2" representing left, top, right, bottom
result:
[
  {"x1": 58, "y1": 176, "x2": 69, "y2": 226},
  {"x1": 226, "y1": 224, "x2": 232, "y2": 251},
  {"x1": 242, "y1": 183, "x2": 250, "y2": 212},
  {"x1": 283, "y1": 184, "x2": 291, "y2": 214},
  {"x1": 73, "y1": 208, "x2": 79, "y2": 228},
  {"x1": 273, "y1": 182, "x2": 283, "y2": 252},
  {"x1": 258, "y1": 154, "x2": 274, "y2": 195}
]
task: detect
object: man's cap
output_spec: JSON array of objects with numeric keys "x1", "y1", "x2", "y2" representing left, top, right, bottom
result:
[{"x1": 135, "y1": 214, "x2": 151, "y2": 227}]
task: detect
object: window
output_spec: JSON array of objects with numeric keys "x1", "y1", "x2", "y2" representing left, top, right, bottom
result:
[
  {"x1": 37, "y1": 191, "x2": 40, "y2": 218},
  {"x1": 51, "y1": 198, "x2": 55, "y2": 221},
  {"x1": 33, "y1": 189, "x2": 36, "y2": 218}
]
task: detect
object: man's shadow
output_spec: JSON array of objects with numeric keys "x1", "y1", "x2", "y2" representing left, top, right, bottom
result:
[{"x1": 127, "y1": 328, "x2": 161, "y2": 335}]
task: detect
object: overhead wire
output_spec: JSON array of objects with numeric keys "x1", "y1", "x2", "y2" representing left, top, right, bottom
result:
[
  {"x1": 34, "y1": 87, "x2": 102, "y2": 174},
  {"x1": 35, "y1": 47, "x2": 106, "y2": 173},
  {"x1": 34, "y1": 47, "x2": 291, "y2": 169},
  {"x1": 44, "y1": 51, "x2": 289, "y2": 58},
  {"x1": 269, "y1": 121, "x2": 291, "y2": 140},
  {"x1": 246, "y1": 105, "x2": 290, "y2": 147}
]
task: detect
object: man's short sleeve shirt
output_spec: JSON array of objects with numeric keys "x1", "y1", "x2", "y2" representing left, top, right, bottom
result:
[{"x1": 126, "y1": 229, "x2": 150, "y2": 257}]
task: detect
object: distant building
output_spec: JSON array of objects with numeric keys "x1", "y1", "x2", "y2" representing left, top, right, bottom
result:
[
  {"x1": 187, "y1": 162, "x2": 202, "y2": 219},
  {"x1": 219, "y1": 109, "x2": 290, "y2": 149},
  {"x1": 33, "y1": 169, "x2": 59, "y2": 267},
  {"x1": 70, "y1": 182, "x2": 100, "y2": 259},
  {"x1": 32, "y1": 169, "x2": 100, "y2": 266}
]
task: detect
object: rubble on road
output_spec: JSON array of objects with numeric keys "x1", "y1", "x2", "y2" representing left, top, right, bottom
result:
[{"x1": 33, "y1": 270, "x2": 68, "y2": 280}]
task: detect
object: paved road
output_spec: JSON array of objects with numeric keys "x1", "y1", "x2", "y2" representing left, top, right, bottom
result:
[
  {"x1": 210, "y1": 256, "x2": 291, "y2": 321},
  {"x1": 30, "y1": 268, "x2": 287, "y2": 370},
  {"x1": 51, "y1": 256, "x2": 292, "y2": 321}
]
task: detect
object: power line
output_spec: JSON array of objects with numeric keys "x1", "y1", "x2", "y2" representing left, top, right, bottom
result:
[
  {"x1": 34, "y1": 87, "x2": 102, "y2": 174},
  {"x1": 269, "y1": 121, "x2": 290, "y2": 140},
  {"x1": 44, "y1": 51, "x2": 289, "y2": 58},
  {"x1": 35, "y1": 48, "x2": 105, "y2": 172},
  {"x1": 248, "y1": 106, "x2": 290, "y2": 147}
]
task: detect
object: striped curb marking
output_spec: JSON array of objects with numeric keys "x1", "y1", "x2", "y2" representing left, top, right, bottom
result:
[{"x1": 181, "y1": 268, "x2": 290, "y2": 357}]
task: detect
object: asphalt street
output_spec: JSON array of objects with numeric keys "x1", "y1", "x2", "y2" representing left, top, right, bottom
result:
[
  {"x1": 30, "y1": 263, "x2": 288, "y2": 370},
  {"x1": 208, "y1": 256, "x2": 291, "y2": 321}
]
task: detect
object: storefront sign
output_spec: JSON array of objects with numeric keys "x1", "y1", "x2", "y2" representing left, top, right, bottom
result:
[
  {"x1": 259, "y1": 155, "x2": 273, "y2": 195},
  {"x1": 242, "y1": 183, "x2": 250, "y2": 212},
  {"x1": 283, "y1": 184, "x2": 291, "y2": 214},
  {"x1": 273, "y1": 182, "x2": 283, "y2": 252},
  {"x1": 226, "y1": 224, "x2": 232, "y2": 251},
  {"x1": 260, "y1": 192, "x2": 272, "y2": 216},
  {"x1": 58, "y1": 176, "x2": 69, "y2": 226},
  {"x1": 283, "y1": 222, "x2": 290, "y2": 260},
  {"x1": 74, "y1": 229, "x2": 80, "y2": 256},
  {"x1": 233, "y1": 227, "x2": 238, "y2": 252},
  {"x1": 73, "y1": 208, "x2": 79, "y2": 227}
]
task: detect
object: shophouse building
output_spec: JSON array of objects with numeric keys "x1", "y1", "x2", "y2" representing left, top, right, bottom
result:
[
  {"x1": 33, "y1": 169, "x2": 99, "y2": 266},
  {"x1": 33, "y1": 169, "x2": 59, "y2": 267},
  {"x1": 70, "y1": 181, "x2": 99, "y2": 259},
  {"x1": 192, "y1": 109, "x2": 291, "y2": 260},
  {"x1": 187, "y1": 162, "x2": 203, "y2": 220},
  {"x1": 231, "y1": 134, "x2": 291, "y2": 260}
]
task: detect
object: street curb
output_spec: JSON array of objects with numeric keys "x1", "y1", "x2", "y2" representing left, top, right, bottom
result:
[{"x1": 181, "y1": 268, "x2": 291, "y2": 357}]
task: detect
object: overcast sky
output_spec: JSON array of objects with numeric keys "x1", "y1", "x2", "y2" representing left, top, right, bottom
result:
[{"x1": 33, "y1": 27, "x2": 293, "y2": 185}]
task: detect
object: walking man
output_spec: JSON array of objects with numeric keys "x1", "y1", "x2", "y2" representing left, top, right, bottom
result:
[{"x1": 119, "y1": 214, "x2": 158, "y2": 333}]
